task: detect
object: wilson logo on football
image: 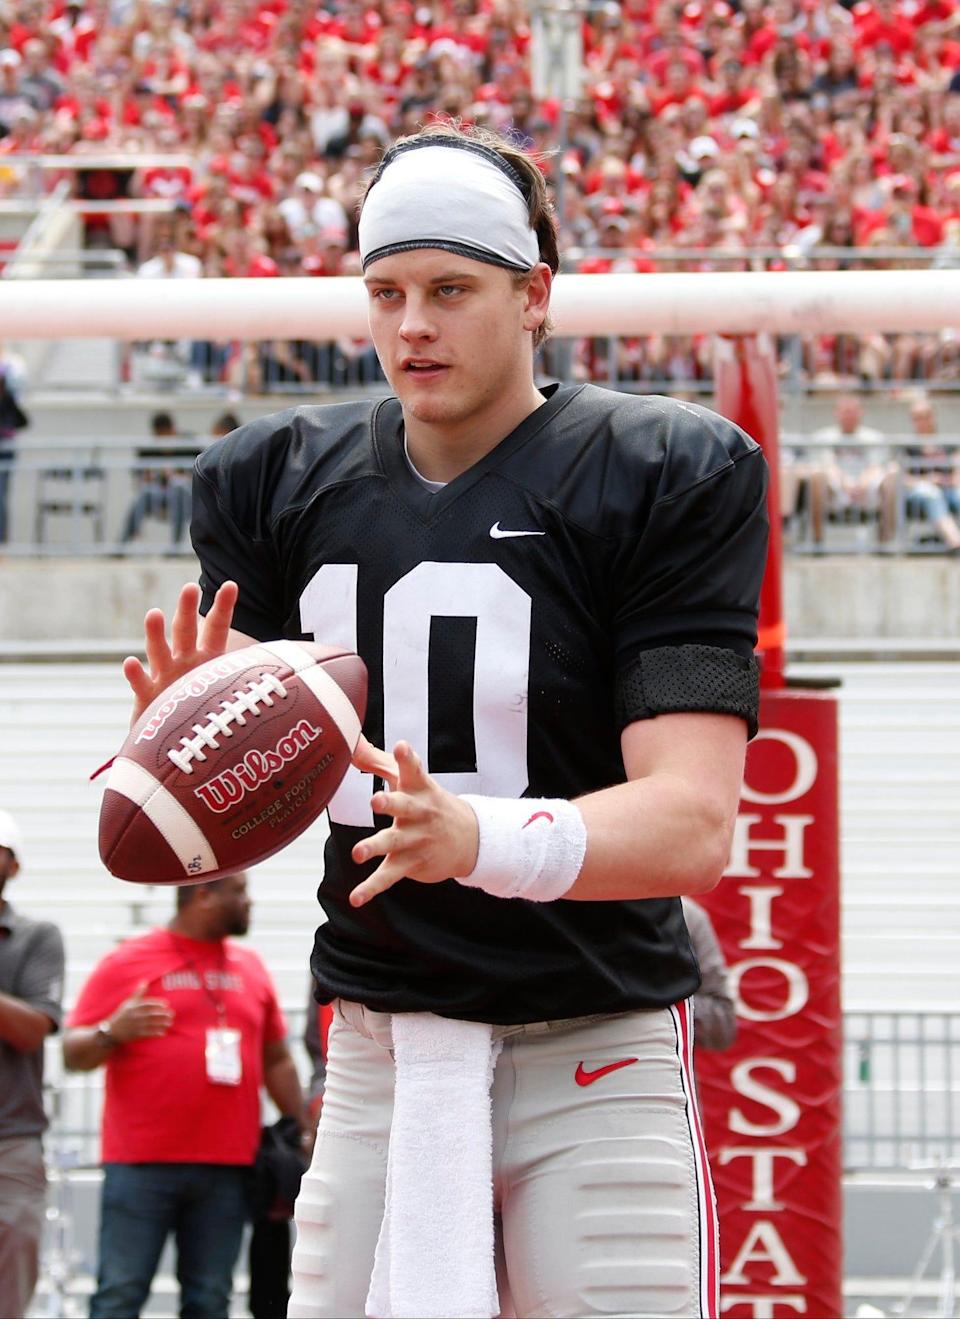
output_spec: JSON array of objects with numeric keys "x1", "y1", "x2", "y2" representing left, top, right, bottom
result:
[
  {"x1": 193, "y1": 720, "x2": 322, "y2": 814},
  {"x1": 136, "y1": 655, "x2": 250, "y2": 743}
]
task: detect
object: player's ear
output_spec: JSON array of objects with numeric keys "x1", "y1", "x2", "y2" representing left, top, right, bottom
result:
[{"x1": 521, "y1": 263, "x2": 552, "y2": 336}]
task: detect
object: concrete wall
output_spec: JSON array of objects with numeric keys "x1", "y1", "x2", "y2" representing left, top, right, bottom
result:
[
  {"x1": 1, "y1": 555, "x2": 959, "y2": 644},
  {"x1": 3, "y1": 386, "x2": 959, "y2": 645},
  {"x1": 784, "y1": 555, "x2": 960, "y2": 640}
]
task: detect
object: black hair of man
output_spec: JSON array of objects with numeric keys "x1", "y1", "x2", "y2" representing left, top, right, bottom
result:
[
  {"x1": 0, "y1": 844, "x2": 20, "y2": 899},
  {"x1": 175, "y1": 877, "x2": 226, "y2": 910},
  {"x1": 171, "y1": 873, "x2": 251, "y2": 940},
  {"x1": 151, "y1": 411, "x2": 177, "y2": 436},
  {"x1": 211, "y1": 411, "x2": 241, "y2": 437}
]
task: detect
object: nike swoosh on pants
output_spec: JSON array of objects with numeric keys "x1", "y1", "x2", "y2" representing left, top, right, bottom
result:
[{"x1": 574, "y1": 1058, "x2": 639, "y2": 1086}]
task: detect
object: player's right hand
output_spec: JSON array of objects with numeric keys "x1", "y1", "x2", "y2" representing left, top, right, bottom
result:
[
  {"x1": 352, "y1": 735, "x2": 399, "y2": 789},
  {"x1": 123, "y1": 580, "x2": 239, "y2": 724},
  {"x1": 109, "y1": 980, "x2": 174, "y2": 1043}
]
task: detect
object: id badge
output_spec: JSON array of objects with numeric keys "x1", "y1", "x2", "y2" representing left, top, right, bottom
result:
[{"x1": 206, "y1": 1027, "x2": 242, "y2": 1086}]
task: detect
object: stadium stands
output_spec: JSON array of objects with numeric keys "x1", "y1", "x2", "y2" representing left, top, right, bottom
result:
[
  {"x1": 5, "y1": 0, "x2": 960, "y2": 395},
  {"x1": 4, "y1": 3, "x2": 960, "y2": 1311}
]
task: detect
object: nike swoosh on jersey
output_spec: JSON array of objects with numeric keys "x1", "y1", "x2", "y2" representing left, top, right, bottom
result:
[
  {"x1": 574, "y1": 1058, "x2": 639, "y2": 1086},
  {"x1": 489, "y1": 521, "x2": 546, "y2": 539}
]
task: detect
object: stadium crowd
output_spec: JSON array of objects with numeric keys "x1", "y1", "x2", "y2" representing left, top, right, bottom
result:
[
  {"x1": 3, "y1": 0, "x2": 960, "y2": 389},
  {"x1": 1, "y1": 0, "x2": 960, "y2": 549}
]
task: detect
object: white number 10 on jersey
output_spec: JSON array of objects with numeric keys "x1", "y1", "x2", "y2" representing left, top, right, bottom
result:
[{"x1": 300, "y1": 562, "x2": 532, "y2": 828}]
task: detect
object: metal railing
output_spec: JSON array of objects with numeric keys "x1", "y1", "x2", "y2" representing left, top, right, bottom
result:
[
  {"x1": 0, "y1": 152, "x2": 194, "y2": 204},
  {"x1": 1, "y1": 249, "x2": 129, "y2": 280},
  {"x1": 29, "y1": 1010, "x2": 957, "y2": 1316},
  {"x1": 40, "y1": 1009, "x2": 960, "y2": 1173},
  {"x1": 1, "y1": 434, "x2": 957, "y2": 557},
  {"x1": 0, "y1": 437, "x2": 205, "y2": 555},
  {"x1": 562, "y1": 244, "x2": 960, "y2": 270},
  {"x1": 781, "y1": 434, "x2": 960, "y2": 554},
  {"x1": 90, "y1": 321, "x2": 960, "y2": 397},
  {"x1": 844, "y1": 1012, "x2": 960, "y2": 1172}
]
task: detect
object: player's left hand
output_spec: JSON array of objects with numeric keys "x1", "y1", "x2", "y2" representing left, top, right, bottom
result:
[
  {"x1": 348, "y1": 742, "x2": 479, "y2": 907},
  {"x1": 123, "y1": 580, "x2": 239, "y2": 726}
]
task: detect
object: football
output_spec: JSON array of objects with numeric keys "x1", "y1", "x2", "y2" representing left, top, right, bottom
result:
[{"x1": 99, "y1": 640, "x2": 367, "y2": 885}]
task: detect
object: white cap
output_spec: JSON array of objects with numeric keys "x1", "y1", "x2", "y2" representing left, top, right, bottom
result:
[
  {"x1": 295, "y1": 172, "x2": 323, "y2": 192},
  {"x1": 690, "y1": 135, "x2": 719, "y2": 158},
  {"x1": 731, "y1": 118, "x2": 759, "y2": 139},
  {"x1": 0, "y1": 810, "x2": 24, "y2": 860}
]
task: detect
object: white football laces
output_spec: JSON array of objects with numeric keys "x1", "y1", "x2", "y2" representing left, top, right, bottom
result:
[{"x1": 167, "y1": 674, "x2": 288, "y2": 774}]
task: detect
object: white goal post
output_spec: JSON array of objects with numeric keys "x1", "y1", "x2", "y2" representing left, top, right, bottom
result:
[{"x1": 1, "y1": 270, "x2": 958, "y2": 339}]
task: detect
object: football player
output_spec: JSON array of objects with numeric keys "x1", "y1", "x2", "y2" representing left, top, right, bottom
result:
[{"x1": 124, "y1": 123, "x2": 768, "y2": 1318}]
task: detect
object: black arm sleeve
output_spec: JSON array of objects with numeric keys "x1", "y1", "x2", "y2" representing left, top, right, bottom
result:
[
  {"x1": 615, "y1": 643, "x2": 760, "y2": 737},
  {"x1": 611, "y1": 443, "x2": 768, "y2": 736}
]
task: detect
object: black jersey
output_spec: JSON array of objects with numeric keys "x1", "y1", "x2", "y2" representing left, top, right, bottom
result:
[{"x1": 193, "y1": 383, "x2": 768, "y2": 1024}]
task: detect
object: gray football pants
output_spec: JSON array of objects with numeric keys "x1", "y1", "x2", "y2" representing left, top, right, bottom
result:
[{"x1": 290, "y1": 998, "x2": 719, "y2": 1318}]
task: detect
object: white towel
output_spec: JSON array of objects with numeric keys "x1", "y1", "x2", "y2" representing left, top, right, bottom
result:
[{"x1": 365, "y1": 1013, "x2": 502, "y2": 1319}]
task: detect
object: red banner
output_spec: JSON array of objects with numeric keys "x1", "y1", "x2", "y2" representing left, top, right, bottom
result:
[{"x1": 698, "y1": 689, "x2": 843, "y2": 1319}]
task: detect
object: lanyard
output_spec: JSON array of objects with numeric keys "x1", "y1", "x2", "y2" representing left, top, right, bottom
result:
[{"x1": 167, "y1": 932, "x2": 228, "y2": 1025}]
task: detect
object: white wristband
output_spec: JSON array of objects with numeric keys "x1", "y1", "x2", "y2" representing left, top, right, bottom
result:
[{"x1": 455, "y1": 796, "x2": 587, "y2": 902}]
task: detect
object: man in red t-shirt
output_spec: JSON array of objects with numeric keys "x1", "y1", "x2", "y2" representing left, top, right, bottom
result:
[{"x1": 64, "y1": 873, "x2": 307, "y2": 1319}]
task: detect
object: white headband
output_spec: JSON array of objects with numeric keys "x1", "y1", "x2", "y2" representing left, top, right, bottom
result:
[{"x1": 359, "y1": 140, "x2": 541, "y2": 273}]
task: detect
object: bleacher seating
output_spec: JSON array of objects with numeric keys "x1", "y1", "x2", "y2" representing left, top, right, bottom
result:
[
  {"x1": 2, "y1": 656, "x2": 957, "y2": 1021},
  {"x1": 2, "y1": 654, "x2": 957, "y2": 1312},
  {"x1": 8, "y1": 0, "x2": 960, "y2": 401},
  {"x1": 798, "y1": 660, "x2": 960, "y2": 1008},
  {"x1": 0, "y1": 663, "x2": 324, "y2": 1011}
]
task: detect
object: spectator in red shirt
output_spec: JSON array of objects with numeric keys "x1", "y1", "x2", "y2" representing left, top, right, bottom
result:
[
  {"x1": 650, "y1": 57, "x2": 711, "y2": 115},
  {"x1": 64, "y1": 873, "x2": 307, "y2": 1319},
  {"x1": 300, "y1": 224, "x2": 350, "y2": 276},
  {"x1": 857, "y1": 172, "x2": 946, "y2": 244},
  {"x1": 226, "y1": 134, "x2": 276, "y2": 207},
  {"x1": 10, "y1": 0, "x2": 960, "y2": 396},
  {"x1": 855, "y1": 0, "x2": 916, "y2": 58},
  {"x1": 927, "y1": 95, "x2": 960, "y2": 173},
  {"x1": 6, "y1": 0, "x2": 46, "y2": 57},
  {"x1": 0, "y1": 106, "x2": 42, "y2": 155},
  {"x1": 745, "y1": 0, "x2": 810, "y2": 63},
  {"x1": 578, "y1": 211, "x2": 654, "y2": 273},
  {"x1": 646, "y1": 33, "x2": 707, "y2": 85},
  {"x1": 221, "y1": 229, "x2": 279, "y2": 278},
  {"x1": 709, "y1": 57, "x2": 757, "y2": 117}
]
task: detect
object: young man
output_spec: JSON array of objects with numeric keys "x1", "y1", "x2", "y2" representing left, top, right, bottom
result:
[
  {"x1": 123, "y1": 124, "x2": 768, "y2": 1318},
  {"x1": 0, "y1": 810, "x2": 65, "y2": 1319},
  {"x1": 64, "y1": 874, "x2": 307, "y2": 1319}
]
